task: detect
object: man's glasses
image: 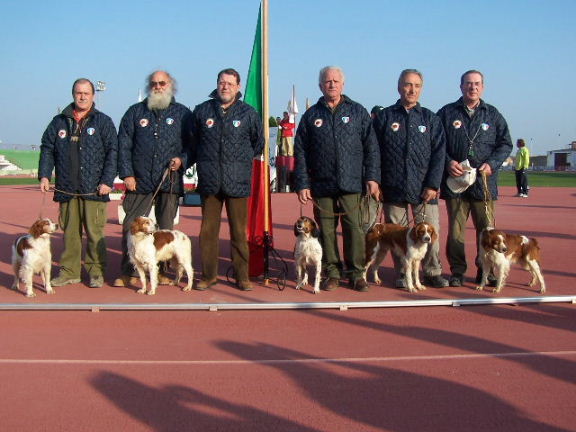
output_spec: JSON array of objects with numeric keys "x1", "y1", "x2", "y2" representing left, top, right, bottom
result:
[{"x1": 151, "y1": 81, "x2": 168, "y2": 87}]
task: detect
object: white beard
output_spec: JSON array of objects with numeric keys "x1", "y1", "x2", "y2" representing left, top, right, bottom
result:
[{"x1": 147, "y1": 90, "x2": 173, "y2": 110}]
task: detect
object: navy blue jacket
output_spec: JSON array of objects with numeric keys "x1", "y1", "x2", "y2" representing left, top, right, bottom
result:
[
  {"x1": 373, "y1": 101, "x2": 445, "y2": 205},
  {"x1": 39, "y1": 103, "x2": 118, "y2": 203},
  {"x1": 186, "y1": 93, "x2": 264, "y2": 198},
  {"x1": 118, "y1": 99, "x2": 191, "y2": 195},
  {"x1": 294, "y1": 95, "x2": 380, "y2": 197},
  {"x1": 437, "y1": 97, "x2": 512, "y2": 200}
]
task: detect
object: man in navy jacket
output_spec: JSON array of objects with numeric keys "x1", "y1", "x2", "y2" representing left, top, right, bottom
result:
[
  {"x1": 437, "y1": 70, "x2": 512, "y2": 287},
  {"x1": 373, "y1": 69, "x2": 448, "y2": 288},
  {"x1": 39, "y1": 78, "x2": 118, "y2": 288},
  {"x1": 294, "y1": 66, "x2": 380, "y2": 292}
]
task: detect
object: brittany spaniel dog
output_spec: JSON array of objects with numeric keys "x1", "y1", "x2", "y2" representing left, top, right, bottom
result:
[
  {"x1": 128, "y1": 216, "x2": 194, "y2": 295},
  {"x1": 364, "y1": 222, "x2": 437, "y2": 292},
  {"x1": 11, "y1": 218, "x2": 58, "y2": 297},
  {"x1": 477, "y1": 228, "x2": 546, "y2": 294},
  {"x1": 293, "y1": 216, "x2": 322, "y2": 294}
]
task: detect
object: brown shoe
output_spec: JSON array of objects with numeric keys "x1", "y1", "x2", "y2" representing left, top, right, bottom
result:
[
  {"x1": 195, "y1": 278, "x2": 217, "y2": 291},
  {"x1": 353, "y1": 278, "x2": 369, "y2": 292},
  {"x1": 321, "y1": 277, "x2": 339, "y2": 291},
  {"x1": 237, "y1": 280, "x2": 253, "y2": 291},
  {"x1": 113, "y1": 276, "x2": 139, "y2": 287},
  {"x1": 158, "y1": 274, "x2": 175, "y2": 285}
]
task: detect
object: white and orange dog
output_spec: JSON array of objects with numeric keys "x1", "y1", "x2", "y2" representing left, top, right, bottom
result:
[
  {"x1": 477, "y1": 227, "x2": 546, "y2": 294},
  {"x1": 293, "y1": 216, "x2": 322, "y2": 294},
  {"x1": 11, "y1": 218, "x2": 58, "y2": 297},
  {"x1": 128, "y1": 216, "x2": 193, "y2": 295},
  {"x1": 364, "y1": 222, "x2": 437, "y2": 292}
]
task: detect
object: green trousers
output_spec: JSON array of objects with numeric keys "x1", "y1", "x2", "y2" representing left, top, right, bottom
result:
[
  {"x1": 445, "y1": 198, "x2": 495, "y2": 275},
  {"x1": 313, "y1": 193, "x2": 365, "y2": 282},
  {"x1": 58, "y1": 198, "x2": 107, "y2": 279}
]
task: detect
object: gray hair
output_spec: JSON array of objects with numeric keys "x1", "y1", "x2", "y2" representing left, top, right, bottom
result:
[
  {"x1": 145, "y1": 70, "x2": 178, "y2": 95},
  {"x1": 460, "y1": 69, "x2": 484, "y2": 85},
  {"x1": 72, "y1": 78, "x2": 95, "y2": 95},
  {"x1": 318, "y1": 66, "x2": 345, "y2": 84},
  {"x1": 398, "y1": 69, "x2": 423, "y2": 86}
]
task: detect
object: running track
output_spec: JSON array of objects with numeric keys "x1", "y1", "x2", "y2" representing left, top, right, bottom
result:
[{"x1": 0, "y1": 185, "x2": 574, "y2": 431}]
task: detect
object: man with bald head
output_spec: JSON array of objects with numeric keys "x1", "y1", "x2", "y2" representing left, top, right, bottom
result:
[
  {"x1": 294, "y1": 66, "x2": 380, "y2": 292},
  {"x1": 114, "y1": 70, "x2": 192, "y2": 287}
]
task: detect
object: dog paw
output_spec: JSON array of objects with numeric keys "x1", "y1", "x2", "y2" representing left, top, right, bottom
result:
[
  {"x1": 475, "y1": 285, "x2": 484, "y2": 291},
  {"x1": 417, "y1": 285, "x2": 427, "y2": 291},
  {"x1": 539, "y1": 288, "x2": 546, "y2": 294},
  {"x1": 136, "y1": 288, "x2": 146, "y2": 294},
  {"x1": 182, "y1": 286, "x2": 192, "y2": 292},
  {"x1": 313, "y1": 287, "x2": 320, "y2": 294},
  {"x1": 492, "y1": 287, "x2": 502, "y2": 294},
  {"x1": 25, "y1": 292, "x2": 36, "y2": 298},
  {"x1": 147, "y1": 290, "x2": 156, "y2": 296},
  {"x1": 47, "y1": 288, "x2": 56, "y2": 295}
]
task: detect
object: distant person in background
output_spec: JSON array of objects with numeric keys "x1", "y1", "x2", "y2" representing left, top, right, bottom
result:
[
  {"x1": 279, "y1": 111, "x2": 295, "y2": 156},
  {"x1": 514, "y1": 138, "x2": 530, "y2": 197},
  {"x1": 114, "y1": 70, "x2": 191, "y2": 288},
  {"x1": 278, "y1": 111, "x2": 296, "y2": 192},
  {"x1": 39, "y1": 78, "x2": 118, "y2": 288}
]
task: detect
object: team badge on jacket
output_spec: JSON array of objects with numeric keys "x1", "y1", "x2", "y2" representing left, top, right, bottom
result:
[
  {"x1": 418, "y1": 125, "x2": 427, "y2": 133},
  {"x1": 314, "y1": 119, "x2": 323, "y2": 128},
  {"x1": 232, "y1": 120, "x2": 241, "y2": 128},
  {"x1": 481, "y1": 123, "x2": 490, "y2": 131},
  {"x1": 206, "y1": 118, "x2": 214, "y2": 128},
  {"x1": 166, "y1": 117, "x2": 174, "y2": 125},
  {"x1": 139, "y1": 119, "x2": 149, "y2": 128},
  {"x1": 87, "y1": 128, "x2": 95, "y2": 136},
  {"x1": 391, "y1": 122, "x2": 400, "y2": 132},
  {"x1": 453, "y1": 120, "x2": 462, "y2": 129},
  {"x1": 58, "y1": 129, "x2": 67, "y2": 139},
  {"x1": 341, "y1": 116, "x2": 350, "y2": 124}
]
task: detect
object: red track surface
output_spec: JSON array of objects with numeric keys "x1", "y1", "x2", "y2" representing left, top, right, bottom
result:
[{"x1": 0, "y1": 185, "x2": 575, "y2": 431}]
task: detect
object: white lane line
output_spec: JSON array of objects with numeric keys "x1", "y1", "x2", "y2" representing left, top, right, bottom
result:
[{"x1": 0, "y1": 350, "x2": 575, "y2": 365}]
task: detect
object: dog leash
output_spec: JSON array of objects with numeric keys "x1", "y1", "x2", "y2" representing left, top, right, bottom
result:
[{"x1": 481, "y1": 171, "x2": 495, "y2": 227}]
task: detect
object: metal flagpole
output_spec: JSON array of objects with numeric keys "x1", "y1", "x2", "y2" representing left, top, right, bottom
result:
[{"x1": 262, "y1": 0, "x2": 271, "y2": 285}]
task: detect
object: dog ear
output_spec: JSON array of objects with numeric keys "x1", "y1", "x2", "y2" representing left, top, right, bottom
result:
[
  {"x1": 312, "y1": 227, "x2": 320, "y2": 238},
  {"x1": 29, "y1": 220, "x2": 44, "y2": 238},
  {"x1": 409, "y1": 226, "x2": 418, "y2": 243},
  {"x1": 293, "y1": 223, "x2": 300, "y2": 237},
  {"x1": 430, "y1": 225, "x2": 438, "y2": 243}
]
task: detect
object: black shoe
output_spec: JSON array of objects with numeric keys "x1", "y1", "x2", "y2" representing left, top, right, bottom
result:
[
  {"x1": 353, "y1": 278, "x2": 369, "y2": 292},
  {"x1": 449, "y1": 274, "x2": 463, "y2": 287},
  {"x1": 423, "y1": 275, "x2": 449, "y2": 288},
  {"x1": 475, "y1": 269, "x2": 497, "y2": 287},
  {"x1": 321, "y1": 277, "x2": 339, "y2": 291}
]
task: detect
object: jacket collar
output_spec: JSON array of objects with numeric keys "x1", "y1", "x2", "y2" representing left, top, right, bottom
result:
[
  {"x1": 62, "y1": 103, "x2": 97, "y2": 119},
  {"x1": 393, "y1": 99, "x2": 422, "y2": 113},
  {"x1": 317, "y1": 94, "x2": 351, "y2": 110},
  {"x1": 456, "y1": 96, "x2": 486, "y2": 111}
]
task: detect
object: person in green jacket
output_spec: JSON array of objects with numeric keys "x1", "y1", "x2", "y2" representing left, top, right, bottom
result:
[{"x1": 515, "y1": 138, "x2": 530, "y2": 197}]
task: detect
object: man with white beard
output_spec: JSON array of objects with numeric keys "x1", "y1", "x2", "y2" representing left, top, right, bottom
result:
[{"x1": 114, "y1": 70, "x2": 191, "y2": 287}]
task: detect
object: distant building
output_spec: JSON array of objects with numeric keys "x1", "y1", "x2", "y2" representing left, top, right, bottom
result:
[{"x1": 547, "y1": 141, "x2": 576, "y2": 171}]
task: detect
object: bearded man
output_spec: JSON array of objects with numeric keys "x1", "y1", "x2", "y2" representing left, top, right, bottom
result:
[{"x1": 114, "y1": 70, "x2": 192, "y2": 287}]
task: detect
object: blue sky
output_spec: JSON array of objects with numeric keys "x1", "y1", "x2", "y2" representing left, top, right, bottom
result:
[{"x1": 1, "y1": 0, "x2": 575, "y2": 156}]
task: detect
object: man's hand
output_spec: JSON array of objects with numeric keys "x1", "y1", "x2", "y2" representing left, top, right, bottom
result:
[
  {"x1": 366, "y1": 181, "x2": 381, "y2": 201},
  {"x1": 478, "y1": 163, "x2": 492, "y2": 176},
  {"x1": 170, "y1": 157, "x2": 182, "y2": 171},
  {"x1": 124, "y1": 176, "x2": 137, "y2": 191},
  {"x1": 421, "y1": 188, "x2": 438, "y2": 203},
  {"x1": 298, "y1": 188, "x2": 312, "y2": 205},
  {"x1": 448, "y1": 160, "x2": 464, "y2": 177},
  {"x1": 98, "y1": 184, "x2": 112, "y2": 196},
  {"x1": 40, "y1": 177, "x2": 50, "y2": 193}
]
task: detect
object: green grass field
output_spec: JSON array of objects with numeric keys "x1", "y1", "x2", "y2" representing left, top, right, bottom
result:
[
  {"x1": 1, "y1": 150, "x2": 40, "y2": 170},
  {"x1": 498, "y1": 170, "x2": 576, "y2": 187}
]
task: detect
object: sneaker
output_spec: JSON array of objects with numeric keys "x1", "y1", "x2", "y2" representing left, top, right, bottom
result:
[
  {"x1": 521, "y1": 193, "x2": 528, "y2": 198},
  {"x1": 112, "y1": 275, "x2": 140, "y2": 287},
  {"x1": 395, "y1": 278, "x2": 406, "y2": 289},
  {"x1": 321, "y1": 277, "x2": 339, "y2": 291},
  {"x1": 353, "y1": 278, "x2": 369, "y2": 292},
  {"x1": 51, "y1": 275, "x2": 81, "y2": 287},
  {"x1": 423, "y1": 275, "x2": 449, "y2": 288},
  {"x1": 449, "y1": 274, "x2": 464, "y2": 287},
  {"x1": 195, "y1": 278, "x2": 217, "y2": 291},
  {"x1": 237, "y1": 280, "x2": 253, "y2": 291},
  {"x1": 516, "y1": 193, "x2": 523, "y2": 197},
  {"x1": 89, "y1": 275, "x2": 104, "y2": 288}
]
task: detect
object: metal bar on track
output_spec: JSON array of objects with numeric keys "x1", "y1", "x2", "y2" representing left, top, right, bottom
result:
[{"x1": 0, "y1": 295, "x2": 574, "y2": 311}]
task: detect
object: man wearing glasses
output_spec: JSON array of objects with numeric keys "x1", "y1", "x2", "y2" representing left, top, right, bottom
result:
[
  {"x1": 114, "y1": 70, "x2": 191, "y2": 287},
  {"x1": 186, "y1": 68, "x2": 264, "y2": 292}
]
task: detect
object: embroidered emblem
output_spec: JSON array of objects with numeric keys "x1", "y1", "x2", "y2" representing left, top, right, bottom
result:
[
  {"x1": 139, "y1": 118, "x2": 149, "y2": 127},
  {"x1": 453, "y1": 120, "x2": 462, "y2": 129},
  {"x1": 58, "y1": 129, "x2": 67, "y2": 139},
  {"x1": 232, "y1": 120, "x2": 241, "y2": 128},
  {"x1": 166, "y1": 117, "x2": 174, "y2": 125},
  {"x1": 481, "y1": 123, "x2": 490, "y2": 131},
  {"x1": 314, "y1": 119, "x2": 323, "y2": 128},
  {"x1": 87, "y1": 127, "x2": 95, "y2": 136},
  {"x1": 342, "y1": 116, "x2": 350, "y2": 124},
  {"x1": 206, "y1": 118, "x2": 214, "y2": 128},
  {"x1": 418, "y1": 125, "x2": 427, "y2": 133},
  {"x1": 391, "y1": 122, "x2": 400, "y2": 132}
]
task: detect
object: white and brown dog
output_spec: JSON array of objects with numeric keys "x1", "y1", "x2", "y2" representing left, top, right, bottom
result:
[
  {"x1": 364, "y1": 222, "x2": 437, "y2": 292},
  {"x1": 477, "y1": 227, "x2": 546, "y2": 294},
  {"x1": 293, "y1": 216, "x2": 322, "y2": 294},
  {"x1": 11, "y1": 218, "x2": 58, "y2": 297},
  {"x1": 128, "y1": 216, "x2": 194, "y2": 295}
]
